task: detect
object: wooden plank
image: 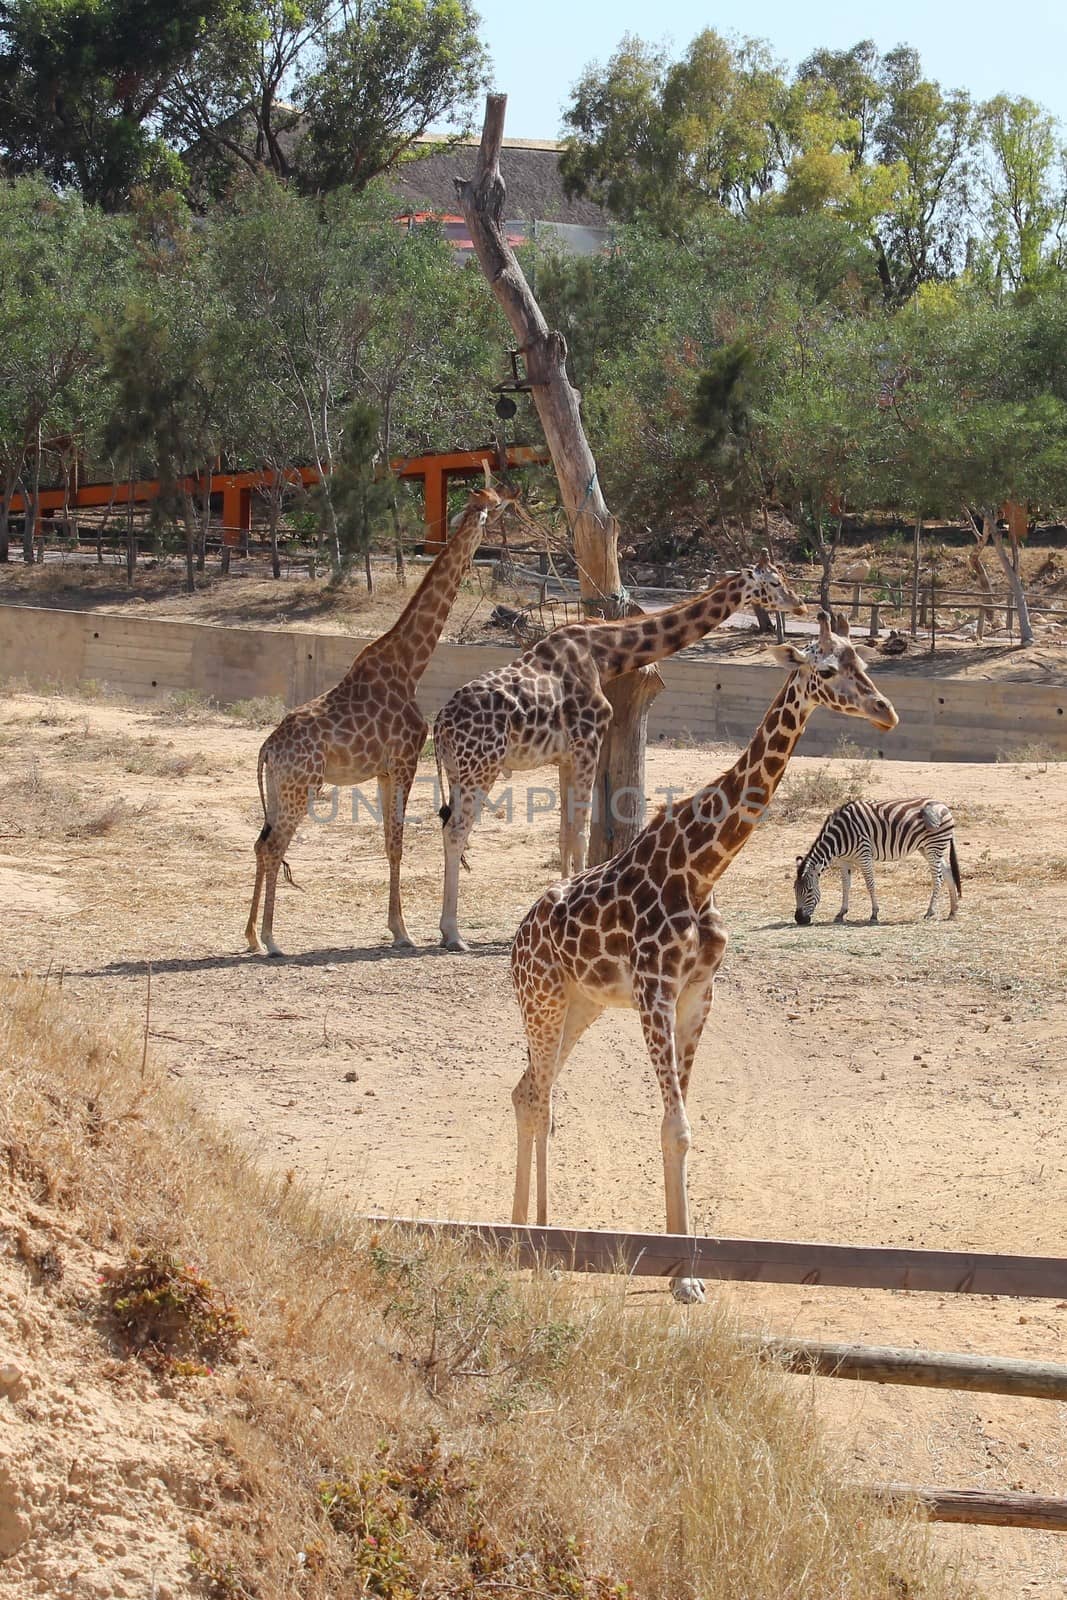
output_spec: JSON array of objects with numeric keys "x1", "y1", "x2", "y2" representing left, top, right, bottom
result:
[
  {"x1": 747, "y1": 1337, "x2": 1067, "y2": 1400},
  {"x1": 373, "y1": 1219, "x2": 1067, "y2": 1300},
  {"x1": 860, "y1": 1485, "x2": 1067, "y2": 1532}
]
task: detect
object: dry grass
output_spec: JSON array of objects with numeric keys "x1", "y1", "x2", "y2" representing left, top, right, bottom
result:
[
  {"x1": 0, "y1": 756, "x2": 152, "y2": 839},
  {"x1": 0, "y1": 972, "x2": 977, "y2": 1600},
  {"x1": 773, "y1": 759, "x2": 872, "y2": 823},
  {"x1": 47, "y1": 723, "x2": 212, "y2": 777}
]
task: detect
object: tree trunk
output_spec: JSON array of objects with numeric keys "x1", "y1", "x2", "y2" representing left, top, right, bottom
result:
[
  {"x1": 456, "y1": 93, "x2": 660, "y2": 862},
  {"x1": 268, "y1": 479, "x2": 282, "y2": 579},
  {"x1": 910, "y1": 515, "x2": 922, "y2": 637},
  {"x1": 988, "y1": 518, "x2": 1034, "y2": 645},
  {"x1": 181, "y1": 487, "x2": 197, "y2": 594},
  {"x1": 126, "y1": 470, "x2": 136, "y2": 587},
  {"x1": 967, "y1": 538, "x2": 996, "y2": 639}
]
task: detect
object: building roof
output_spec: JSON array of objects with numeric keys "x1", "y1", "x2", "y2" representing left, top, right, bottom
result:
[{"x1": 391, "y1": 137, "x2": 607, "y2": 227}]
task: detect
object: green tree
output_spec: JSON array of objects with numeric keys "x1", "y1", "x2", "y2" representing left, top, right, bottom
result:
[
  {"x1": 0, "y1": 181, "x2": 128, "y2": 560},
  {"x1": 330, "y1": 399, "x2": 393, "y2": 589},
  {"x1": 977, "y1": 94, "x2": 1066, "y2": 289},
  {"x1": 0, "y1": 0, "x2": 240, "y2": 207},
  {"x1": 299, "y1": 0, "x2": 488, "y2": 192}
]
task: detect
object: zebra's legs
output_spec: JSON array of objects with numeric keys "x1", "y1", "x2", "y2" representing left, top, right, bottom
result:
[
  {"x1": 924, "y1": 845, "x2": 956, "y2": 919},
  {"x1": 946, "y1": 846, "x2": 960, "y2": 918},
  {"x1": 859, "y1": 852, "x2": 879, "y2": 922},
  {"x1": 834, "y1": 864, "x2": 852, "y2": 922}
]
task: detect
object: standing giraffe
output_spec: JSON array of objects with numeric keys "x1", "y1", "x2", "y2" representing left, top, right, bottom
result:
[
  {"x1": 509, "y1": 612, "x2": 898, "y2": 1301},
  {"x1": 245, "y1": 483, "x2": 503, "y2": 957},
  {"x1": 434, "y1": 554, "x2": 806, "y2": 950}
]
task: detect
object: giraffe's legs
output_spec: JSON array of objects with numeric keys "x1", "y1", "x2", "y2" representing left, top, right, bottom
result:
[
  {"x1": 439, "y1": 779, "x2": 480, "y2": 951},
  {"x1": 249, "y1": 806, "x2": 301, "y2": 957},
  {"x1": 512, "y1": 991, "x2": 601, "y2": 1226},
  {"x1": 834, "y1": 863, "x2": 852, "y2": 922},
  {"x1": 555, "y1": 742, "x2": 603, "y2": 878},
  {"x1": 378, "y1": 764, "x2": 416, "y2": 947},
  {"x1": 636, "y1": 984, "x2": 704, "y2": 1305}
]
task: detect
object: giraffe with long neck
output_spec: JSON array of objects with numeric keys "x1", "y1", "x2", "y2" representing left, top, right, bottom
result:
[
  {"x1": 434, "y1": 553, "x2": 806, "y2": 950},
  {"x1": 245, "y1": 484, "x2": 503, "y2": 957},
  {"x1": 508, "y1": 613, "x2": 898, "y2": 1301}
]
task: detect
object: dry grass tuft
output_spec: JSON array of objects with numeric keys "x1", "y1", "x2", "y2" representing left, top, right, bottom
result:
[
  {"x1": 226, "y1": 694, "x2": 288, "y2": 728},
  {"x1": 773, "y1": 759, "x2": 872, "y2": 823},
  {"x1": 0, "y1": 756, "x2": 152, "y2": 839},
  {"x1": 0, "y1": 974, "x2": 977, "y2": 1599}
]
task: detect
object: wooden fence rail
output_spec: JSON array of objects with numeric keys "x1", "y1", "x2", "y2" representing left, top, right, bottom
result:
[
  {"x1": 859, "y1": 1486, "x2": 1067, "y2": 1532},
  {"x1": 746, "y1": 1337, "x2": 1067, "y2": 1400},
  {"x1": 371, "y1": 1218, "x2": 1067, "y2": 1300}
]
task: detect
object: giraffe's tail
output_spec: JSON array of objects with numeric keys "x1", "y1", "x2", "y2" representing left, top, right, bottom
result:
[
  {"x1": 433, "y1": 727, "x2": 450, "y2": 825},
  {"x1": 256, "y1": 742, "x2": 300, "y2": 888},
  {"x1": 433, "y1": 726, "x2": 471, "y2": 871}
]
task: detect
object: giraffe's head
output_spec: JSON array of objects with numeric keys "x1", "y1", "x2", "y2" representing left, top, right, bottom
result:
[
  {"x1": 770, "y1": 611, "x2": 899, "y2": 732},
  {"x1": 738, "y1": 549, "x2": 806, "y2": 617}
]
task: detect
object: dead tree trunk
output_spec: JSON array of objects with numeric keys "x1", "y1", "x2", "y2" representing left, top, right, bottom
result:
[{"x1": 455, "y1": 93, "x2": 660, "y2": 863}]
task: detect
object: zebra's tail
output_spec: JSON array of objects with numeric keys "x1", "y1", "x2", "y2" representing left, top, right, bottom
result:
[{"x1": 949, "y1": 837, "x2": 962, "y2": 898}]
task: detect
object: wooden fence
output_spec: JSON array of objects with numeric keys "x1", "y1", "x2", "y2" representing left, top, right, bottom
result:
[{"x1": 369, "y1": 1215, "x2": 1067, "y2": 1533}]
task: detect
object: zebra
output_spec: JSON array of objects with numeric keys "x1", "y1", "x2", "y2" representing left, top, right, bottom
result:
[{"x1": 794, "y1": 799, "x2": 961, "y2": 925}]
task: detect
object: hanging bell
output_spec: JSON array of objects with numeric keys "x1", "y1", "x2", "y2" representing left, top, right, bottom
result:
[{"x1": 494, "y1": 394, "x2": 517, "y2": 420}]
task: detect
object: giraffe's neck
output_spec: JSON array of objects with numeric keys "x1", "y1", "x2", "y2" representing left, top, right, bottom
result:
[
  {"x1": 587, "y1": 574, "x2": 747, "y2": 680},
  {"x1": 677, "y1": 677, "x2": 813, "y2": 886},
  {"x1": 354, "y1": 505, "x2": 486, "y2": 685}
]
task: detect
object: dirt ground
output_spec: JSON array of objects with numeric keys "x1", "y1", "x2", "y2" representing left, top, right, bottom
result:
[{"x1": 1, "y1": 683, "x2": 1066, "y2": 1597}]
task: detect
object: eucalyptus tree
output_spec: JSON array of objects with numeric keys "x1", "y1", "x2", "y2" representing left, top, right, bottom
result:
[
  {"x1": 0, "y1": 181, "x2": 129, "y2": 561},
  {"x1": 976, "y1": 95, "x2": 1067, "y2": 290}
]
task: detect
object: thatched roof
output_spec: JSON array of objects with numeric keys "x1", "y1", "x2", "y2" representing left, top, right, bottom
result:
[{"x1": 392, "y1": 137, "x2": 608, "y2": 227}]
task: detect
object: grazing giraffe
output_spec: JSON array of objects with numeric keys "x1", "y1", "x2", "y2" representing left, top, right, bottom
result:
[
  {"x1": 434, "y1": 553, "x2": 806, "y2": 951},
  {"x1": 245, "y1": 483, "x2": 504, "y2": 957},
  {"x1": 509, "y1": 612, "x2": 898, "y2": 1302}
]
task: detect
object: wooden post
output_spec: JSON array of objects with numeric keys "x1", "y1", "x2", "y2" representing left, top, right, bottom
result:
[
  {"x1": 869, "y1": 602, "x2": 880, "y2": 638},
  {"x1": 909, "y1": 515, "x2": 922, "y2": 637},
  {"x1": 423, "y1": 465, "x2": 447, "y2": 553},
  {"x1": 850, "y1": 581, "x2": 861, "y2": 620},
  {"x1": 455, "y1": 94, "x2": 660, "y2": 863}
]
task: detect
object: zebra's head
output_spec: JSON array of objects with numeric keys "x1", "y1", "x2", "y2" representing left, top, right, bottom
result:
[
  {"x1": 739, "y1": 549, "x2": 807, "y2": 618},
  {"x1": 769, "y1": 611, "x2": 899, "y2": 733},
  {"x1": 793, "y1": 852, "x2": 822, "y2": 925}
]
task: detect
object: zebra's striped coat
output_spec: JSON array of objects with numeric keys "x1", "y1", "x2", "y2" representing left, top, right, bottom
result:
[{"x1": 794, "y1": 798, "x2": 961, "y2": 924}]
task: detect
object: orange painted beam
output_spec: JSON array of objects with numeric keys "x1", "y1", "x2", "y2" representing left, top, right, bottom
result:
[{"x1": 6, "y1": 446, "x2": 549, "y2": 543}]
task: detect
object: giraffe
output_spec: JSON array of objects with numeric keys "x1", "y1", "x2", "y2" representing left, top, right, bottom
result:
[
  {"x1": 245, "y1": 483, "x2": 505, "y2": 957},
  {"x1": 434, "y1": 553, "x2": 806, "y2": 951},
  {"x1": 508, "y1": 612, "x2": 898, "y2": 1302}
]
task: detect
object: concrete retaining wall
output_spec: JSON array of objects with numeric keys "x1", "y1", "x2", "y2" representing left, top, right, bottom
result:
[{"x1": 2, "y1": 602, "x2": 1064, "y2": 763}]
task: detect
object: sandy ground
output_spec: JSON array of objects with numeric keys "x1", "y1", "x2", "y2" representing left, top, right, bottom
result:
[{"x1": 1, "y1": 684, "x2": 1066, "y2": 1597}]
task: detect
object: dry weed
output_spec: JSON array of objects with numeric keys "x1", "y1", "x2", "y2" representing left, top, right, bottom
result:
[
  {"x1": 0, "y1": 756, "x2": 150, "y2": 839},
  {"x1": 226, "y1": 695, "x2": 287, "y2": 728},
  {"x1": 0, "y1": 973, "x2": 977, "y2": 1600},
  {"x1": 773, "y1": 759, "x2": 872, "y2": 823}
]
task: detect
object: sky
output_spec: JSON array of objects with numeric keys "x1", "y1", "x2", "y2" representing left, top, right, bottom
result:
[{"x1": 467, "y1": 0, "x2": 1067, "y2": 139}]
